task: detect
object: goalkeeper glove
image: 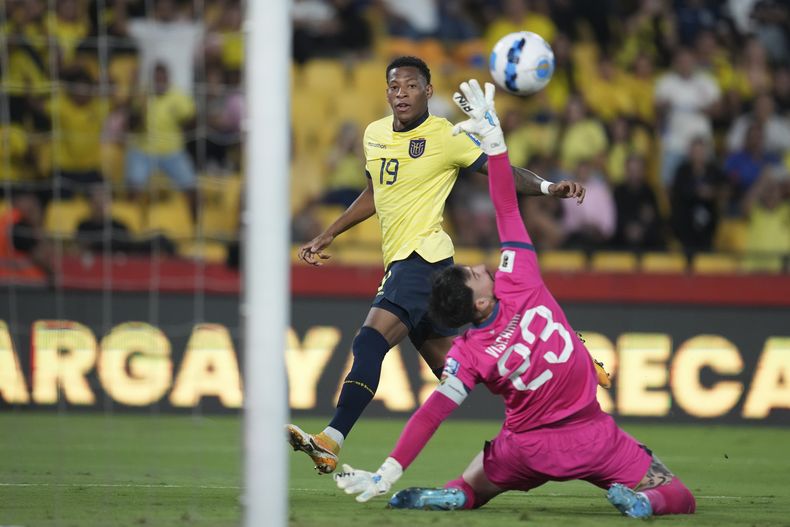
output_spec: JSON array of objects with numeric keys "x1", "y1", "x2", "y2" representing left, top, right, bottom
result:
[
  {"x1": 334, "y1": 457, "x2": 403, "y2": 503},
  {"x1": 452, "y1": 79, "x2": 506, "y2": 156}
]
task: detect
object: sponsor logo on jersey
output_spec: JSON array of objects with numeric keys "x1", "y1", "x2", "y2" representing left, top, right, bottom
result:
[
  {"x1": 499, "y1": 250, "x2": 515, "y2": 273},
  {"x1": 443, "y1": 357, "x2": 460, "y2": 376},
  {"x1": 409, "y1": 138, "x2": 426, "y2": 158},
  {"x1": 367, "y1": 141, "x2": 387, "y2": 149}
]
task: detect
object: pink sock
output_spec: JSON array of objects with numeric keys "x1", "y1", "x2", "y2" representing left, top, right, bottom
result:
[
  {"x1": 641, "y1": 478, "x2": 696, "y2": 515},
  {"x1": 444, "y1": 477, "x2": 477, "y2": 509}
]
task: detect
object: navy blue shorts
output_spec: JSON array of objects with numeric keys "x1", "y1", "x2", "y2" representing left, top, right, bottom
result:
[{"x1": 371, "y1": 252, "x2": 458, "y2": 349}]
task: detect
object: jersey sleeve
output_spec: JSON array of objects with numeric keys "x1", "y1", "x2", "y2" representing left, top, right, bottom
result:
[
  {"x1": 488, "y1": 152, "x2": 542, "y2": 293},
  {"x1": 446, "y1": 127, "x2": 486, "y2": 170},
  {"x1": 388, "y1": 343, "x2": 475, "y2": 470}
]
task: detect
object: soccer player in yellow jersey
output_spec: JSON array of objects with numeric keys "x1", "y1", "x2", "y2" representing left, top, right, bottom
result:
[{"x1": 287, "y1": 57, "x2": 590, "y2": 474}]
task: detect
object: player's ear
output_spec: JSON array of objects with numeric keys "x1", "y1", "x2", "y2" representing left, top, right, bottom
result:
[
  {"x1": 473, "y1": 296, "x2": 491, "y2": 315},
  {"x1": 425, "y1": 83, "x2": 433, "y2": 99}
]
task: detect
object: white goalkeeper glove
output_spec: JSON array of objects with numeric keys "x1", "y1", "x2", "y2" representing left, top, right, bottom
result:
[
  {"x1": 333, "y1": 457, "x2": 403, "y2": 503},
  {"x1": 452, "y1": 79, "x2": 506, "y2": 156}
]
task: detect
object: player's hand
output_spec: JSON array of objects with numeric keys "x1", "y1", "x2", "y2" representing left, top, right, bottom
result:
[
  {"x1": 451, "y1": 79, "x2": 506, "y2": 156},
  {"x1": 334, "y1": 458, "x2": 403, "y2": 503},
  {"x1": 298, "y1": 232, "x2": 334, "y2": 266},
  {"x1": 549, "y1": 180, "x2": 586, "y2": 204}
]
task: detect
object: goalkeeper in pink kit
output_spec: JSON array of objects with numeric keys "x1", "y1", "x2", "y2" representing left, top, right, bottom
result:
[{"x1": 335, "y1": 80, "x2": 696, "y2": 519}]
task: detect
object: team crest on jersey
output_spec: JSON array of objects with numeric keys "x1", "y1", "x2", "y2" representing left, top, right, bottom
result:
[{"x1": 409, "y1": 138, "x2": 426, "y2": 158}]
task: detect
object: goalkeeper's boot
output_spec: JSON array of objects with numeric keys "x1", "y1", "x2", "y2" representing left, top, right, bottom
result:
[
  {"x1": 286, "y1": 424, "x2": 339, "y2": 474},
  {"x1": 593, "y1": 358, "x2": 612, "y2": 389},
  {"x1": 607, "y1": 483, "x2": 653, "y2": 519},
  {"x1": 388, "y1": 487, "x2": 467, "y2": 511}
]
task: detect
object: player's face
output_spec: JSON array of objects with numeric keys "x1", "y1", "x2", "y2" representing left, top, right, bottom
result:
[
  {"x1": 387, "y1": 67, "x2": 433, "y2": 126},
  {"x1": 465, "y1": 264, "x2": 495, "y2": 315}
]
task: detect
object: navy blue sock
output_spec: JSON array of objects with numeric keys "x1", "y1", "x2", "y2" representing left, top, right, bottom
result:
[{"x1": 329, "y1": 327, "x2": 390, "y2": 438}]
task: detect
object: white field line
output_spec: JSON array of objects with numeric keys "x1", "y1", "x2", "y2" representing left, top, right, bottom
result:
[{"x1": 0, "y1": 482, "x2": 752, "y2": 499}]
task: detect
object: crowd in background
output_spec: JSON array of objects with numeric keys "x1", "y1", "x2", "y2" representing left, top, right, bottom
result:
[
  {"x1": 291, "y1": 0, "x2": 790, "y2": 267},
  {"x1": 0, "y1": 0, "x2": 242, "y2": 275},
  {"x1": 1, "y1": 0, "x2": 789, "y2": 275}
]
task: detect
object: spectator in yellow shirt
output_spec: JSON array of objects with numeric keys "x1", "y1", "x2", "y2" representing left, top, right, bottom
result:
[
  {"x1": 126, "y1": 62, "x2": 197, "y2": 214},
  {"x1": 742, "y1": 167, "x2": 790, "y2": 272},
  {"x1": 558, "y1": 96, "x2": 608, "y2": 170},
  {"x1": 48, "y1": 68, "x2": 107, "y2": 195},
  {"x1": 581, "y1": 57, "x2": 636, "y2": 122},
  {"x1": 484, "y1": 0, "x2": 556, "y2": 54},
  {"x1": 0, "y1": 124, "x2": 32, "y2": 182}
]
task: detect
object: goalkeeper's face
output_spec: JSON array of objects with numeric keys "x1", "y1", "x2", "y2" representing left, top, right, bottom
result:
[
  {"x1": 464, "y1": 264, "x2": 496, "y2": 320},
  {"x1": 387, "y1": 67, "x2": 433, "y2": 125}
]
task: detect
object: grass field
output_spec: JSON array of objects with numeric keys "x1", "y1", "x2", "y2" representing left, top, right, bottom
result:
[{"x1": 0, "y1": 414, "x2": 788, "y2": 526}]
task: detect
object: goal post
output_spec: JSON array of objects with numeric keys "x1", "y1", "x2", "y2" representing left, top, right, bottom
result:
[{"x1": 243, "y1": 0, "x2": 291, "y2": 525}]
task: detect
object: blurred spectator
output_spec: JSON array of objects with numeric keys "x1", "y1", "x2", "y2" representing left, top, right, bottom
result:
[
  {"x1": 76, "y1": 186, "x2": 176, "y2": 255},
  {"x1": 625, "y1": 53, "x2": 657, "y2": 126},
  {"x1": 724, "y1": 123, "x2": 780, "y2": 212},
  {"x1": 558, "y1": 96, "x2": 608, "y2": 170},
  {"x1": 204, "y1": 0, "x2": 244, "y2": 71},
  {"x1": 123, "y1": 0, "x2": 204, "y2": 93},
  {"x1": 436, "y1": 1, "x2": 479, "y2": 43},
  {"x1": 613, "y1": 154, "x2": 664, "y2": 251},
  {"x1": 694, "y1": 30, "x2": 737, "y2": 116},
  {"x1": 4, "y1": 1, "x2": 50, "y2": 130},
  {"x1": 0, "y1": 124, "x2": 32, "y2": 182},
  {"x1": 521, "y1": 154, "x2": 566, "y2": 250},
  {"x1": 448, "y1": 172, "x2": 498, "y2": 248},
  {"x1": 671, "y1": 138, "x2": 728, "y2": 253},
  {"x1": 322, "y1": 122, "x2": 366, "y2": 208},
  {"x1": 742, "y1": 166, "x2": 790, "y2": 270},
  {"x1": 675, "y1": 0, "x2": 720, "y2": 46},
  {"x1": 606, "y1": 117, "x2": 650, "y2": 186},
  {"x1": 47, "y1": 68, "x2": 107, "y2": 196},
  {"x1": 581, "y1": 57, "x2": 635, "y2": 122},
  {"x1": 0, "y1": 192, "x2": 53, "y2": 280},
  {"x1": 773, "y1": 66, "x2": 790, "y2": 114},
  {"x1": 617, "y1": 0, "x2": 677, "y2": 68},
  {"x1": 654, "y1": 47, "x2": 720, "y2": 185},
  {"x1": 76, "y1": 186, "x2": 134, "y2": 254},
  {"x1": 561, "y1": 160, "x2": 616, "y2": 250},
  {"x1": 380, "y1": 0, "x2": 440, "y2": 40},
  {"x1": 46, "y1": 0, "x2": 89, "y2": 68},
  {"x1": 126, "y1": 63, "x2": 198, "y2": 215},
  {"x1": 485, "y1": 0, "x2": 556, "y2": 53},
  {"x1": 292, "y1": 0, "x2": 372, "y2": 63},
  {"x1": 542, "y1": 32, "x2": 576, "y2": 115},
  {"x1": 549, "y1": 0, "x2": 612, "y2": 52},
  {"x1": 731, "y1": 38, "x2": 772, "y2": 109},
  {"x1": 750, "y1": 0, "x2": 790, "y2": 65},
  {"x1": 199, "y1": 65, "x2": 243, "y2": 172},
  {"x1": 726, "y1": 94, "x2": 790, "y2": 156}
]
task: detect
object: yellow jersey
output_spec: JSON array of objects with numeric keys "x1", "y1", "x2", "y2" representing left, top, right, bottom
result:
[
  {"x1": 133, "y1": 89, "x2": 195, "y2": 156},
  {"x1": 363, "y1": 113, "x2": 484, "y2": 268}
]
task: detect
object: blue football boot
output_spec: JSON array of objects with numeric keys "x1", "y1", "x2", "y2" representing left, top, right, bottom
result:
[
  {"x1": 607, "y1": 483, "x2": 653, "y2": 519},
  {"x1": 388, "y1": 487, "x2": 467, "y2": 510}
]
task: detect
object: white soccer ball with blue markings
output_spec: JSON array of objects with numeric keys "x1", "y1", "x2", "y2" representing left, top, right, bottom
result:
[{"x1": 489, "y1": 31, "x2": 554, "y2": 96}]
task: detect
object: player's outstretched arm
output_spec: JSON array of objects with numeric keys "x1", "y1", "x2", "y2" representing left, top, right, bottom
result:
[
  {"x1": 297, "y1": 178, "x2": 376, "y2": 266},
  {"x1": 334, "y1": 381, "x2": 464, "y2": 503}
]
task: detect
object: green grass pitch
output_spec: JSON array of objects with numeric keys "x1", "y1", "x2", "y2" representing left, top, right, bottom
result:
[{"x1": 0, "y1": 414, "x2": 788, "y2": 526}]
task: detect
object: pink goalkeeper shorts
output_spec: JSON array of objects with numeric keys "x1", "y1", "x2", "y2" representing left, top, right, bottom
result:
[{"x1": 483, "y1": 407, "x2": 652, "y2": 492}]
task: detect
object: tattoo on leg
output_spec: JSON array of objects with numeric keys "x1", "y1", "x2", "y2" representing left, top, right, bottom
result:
[{"x1": 636, "y1": 454, "x2": 675, "y2": 491}]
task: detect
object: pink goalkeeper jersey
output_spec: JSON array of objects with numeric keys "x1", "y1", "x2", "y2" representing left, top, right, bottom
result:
[
  {"x1": 445, "y1": 242, "x2": 599, "y2": 432},
  {"x1": 389, "y1": 152, "x2": 600, "y2": 470}
]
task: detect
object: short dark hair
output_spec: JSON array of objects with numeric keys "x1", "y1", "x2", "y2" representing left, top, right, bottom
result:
[
  {"x1": 429, "y1": 265, "x2": 477, "y2": 328},
  {"x1": 386, "y1": 56, "x2": 431, "y2": 85}
]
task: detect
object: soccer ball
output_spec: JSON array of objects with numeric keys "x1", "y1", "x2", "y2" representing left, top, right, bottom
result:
[{"x1": 489, "y1": 31, "x2": 554, "y2": 96}]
